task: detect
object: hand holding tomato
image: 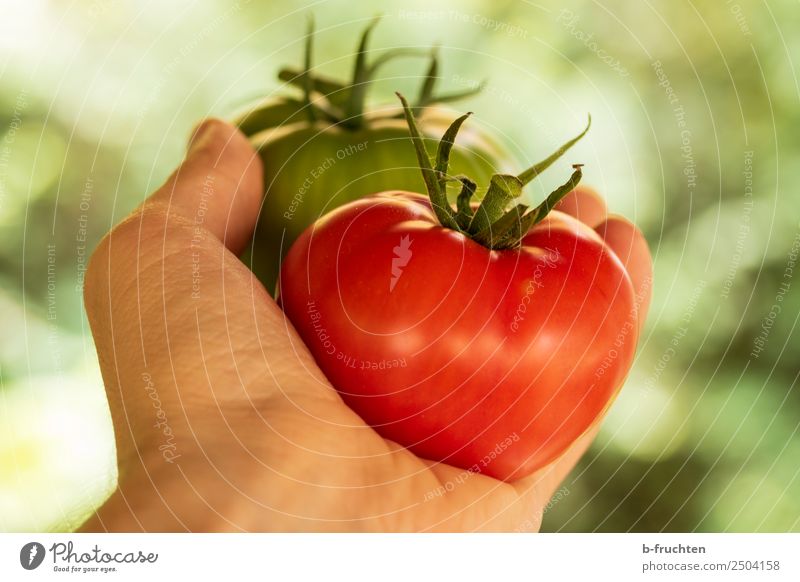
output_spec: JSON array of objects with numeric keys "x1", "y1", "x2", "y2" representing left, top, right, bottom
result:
[{"x1": 81, "y1": 118, "x2": 651, "y2": 532}]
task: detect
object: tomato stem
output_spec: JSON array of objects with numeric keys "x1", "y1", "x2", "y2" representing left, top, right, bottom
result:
[
  {"x1": 344, "y1": 16, "x2": 381, "y2": 128},
  {"x1": 234, "y1": 18, "x2": 486, "y2": 136},
  {"x1": 435, "y1": 111, "x2": 472, "y2": 193},
  {"x1": 468, "y1": 174, "x2": 523, "y2": 234},
  {"x1": 416, "y1": 45, "x2": 440, "y2": 108},
  {"x1": 517, "y1": 115, "x2": 591, "y2": 185},
  {"x1": 277, "y1": 68, "x2": 347, "y2": 106},
  {"x1": 453, "y1": 176, "x2": 477, "y2": 229},
  {"x1": 398, "y1": 94, "x2": 590, "y2": 249},
  {"x1": 302, "y1": 14, "x2": 316, "y2": 124},
  {"x1": 396, "y1": 92, "x2": 459, "y2": 230}
]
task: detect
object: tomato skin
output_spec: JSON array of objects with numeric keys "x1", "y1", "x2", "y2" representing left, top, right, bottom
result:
[
  {"x1": 280, "y1": 191, "x2": 638, "y2": 481},
  {"x1": 248, "y1": 112, "x2": 508, "y2": 290}
]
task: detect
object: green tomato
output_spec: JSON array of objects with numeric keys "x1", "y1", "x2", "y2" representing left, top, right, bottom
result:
[
  {"x1": 232, "y1": 17, "x2": 512, "y2": 290},
  {"x1": 246, "y1": 109, "x2": 509, "y2": 290}
]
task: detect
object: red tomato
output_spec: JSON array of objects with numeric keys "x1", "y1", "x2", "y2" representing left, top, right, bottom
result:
[
  {"x1": 280, "y1": 190, "x2": 637, "y2": 480},
  {"x1": 278, "y1": 96, "x2": 639, "y2": 481}
]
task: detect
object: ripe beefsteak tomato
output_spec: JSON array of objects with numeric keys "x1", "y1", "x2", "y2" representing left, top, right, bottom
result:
[
  {"x1": 279, "y1": 94, "x2": 639, "y2": 481},
  {"x1": 233, "y1": 18, "x2": 508, "y2": 290}
]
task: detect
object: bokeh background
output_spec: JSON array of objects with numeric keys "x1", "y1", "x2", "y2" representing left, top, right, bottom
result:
[{"x1": 1, "y1": 0, "x2": 798, "y2": 532}]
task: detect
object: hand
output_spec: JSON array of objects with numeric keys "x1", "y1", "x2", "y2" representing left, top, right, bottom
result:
[{"x1": 80, "y1": 119, "x2": 652, "y2": 532}]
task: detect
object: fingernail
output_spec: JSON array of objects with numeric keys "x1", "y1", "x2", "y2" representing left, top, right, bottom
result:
[{"x1": 187, "y1": 119, "x2": 217, "y2": 156}]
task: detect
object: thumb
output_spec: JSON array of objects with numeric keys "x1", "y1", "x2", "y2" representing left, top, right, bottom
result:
[{"x1": 145, "y1": 118, "x2": 263, "y2": 256}]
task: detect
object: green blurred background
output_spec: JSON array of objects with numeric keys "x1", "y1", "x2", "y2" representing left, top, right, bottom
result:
[{"x1": 1, "y1": 0, "x2": 798, "y2": 532}]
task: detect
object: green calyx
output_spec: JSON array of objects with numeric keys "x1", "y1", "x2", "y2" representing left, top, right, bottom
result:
[
  {"x1": 237, "y1": 15, "x2": 484, "y2": 134},
  {"x1": 397, "y1": 93, "x2": 590, "y2": 250}
]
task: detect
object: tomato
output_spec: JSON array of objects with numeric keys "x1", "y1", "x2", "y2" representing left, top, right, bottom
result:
[
  {"x1": 278, "y1": 95, "x2": 638, "y2": 481},
  {"x1": 233, "y1": 18, "x2": 509, "y2": 290}
]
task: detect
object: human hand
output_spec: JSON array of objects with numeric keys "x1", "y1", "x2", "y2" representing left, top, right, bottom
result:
[{"x1": 80, "y1": 119, "x2": 652, "y2": 532}]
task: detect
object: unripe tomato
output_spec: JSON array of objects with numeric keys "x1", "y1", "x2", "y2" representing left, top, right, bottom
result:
[{"x1": 233, "y1": 18, "x2": 509, "y2": 290}]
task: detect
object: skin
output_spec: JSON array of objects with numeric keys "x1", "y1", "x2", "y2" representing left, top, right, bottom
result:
[{"x1": 80, "y1": 118, "x2": 652, "y2": 532}]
